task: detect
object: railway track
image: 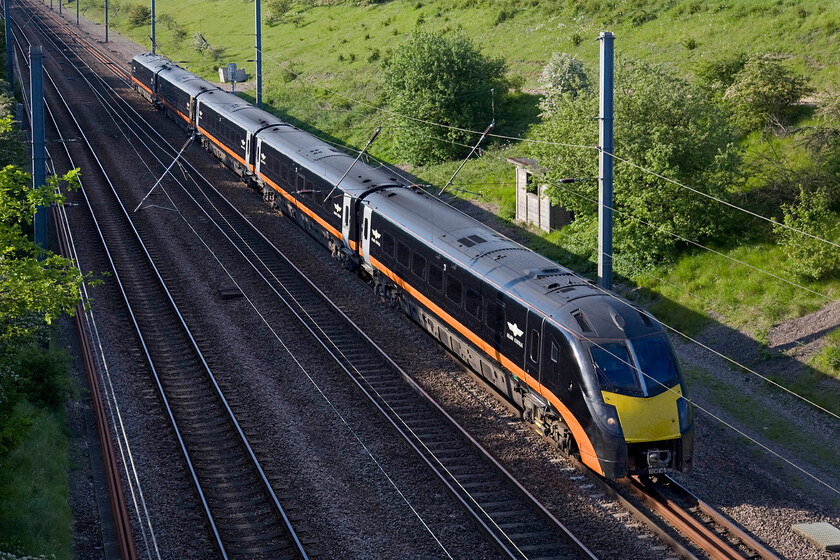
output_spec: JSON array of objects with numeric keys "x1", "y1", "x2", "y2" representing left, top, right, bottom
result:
[
  {"x1": 619, "y1": 475, "x2": 780, "y2": 560},
  {"x1": 12, "y1": 7, "x2": 310, "y2": 559},
  {"x1": 17, "y1": 4, "x2": 789, "y2": 560}
]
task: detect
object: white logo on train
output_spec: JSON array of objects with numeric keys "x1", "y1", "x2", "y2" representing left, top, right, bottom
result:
[
  {"x1": 506, "y1": 322, "x2": 524, "y2": 348},
  {"x1": 333, "y1": 203, "x2": 342, "y2": 219},
  {"x1": 371, "y1": 228, "x2": 381, "y2": 246}
]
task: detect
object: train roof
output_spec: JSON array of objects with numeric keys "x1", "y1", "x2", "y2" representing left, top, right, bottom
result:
[
  {"x1": 132, "y1": 52, "x2": 169, "y2": 72},
  {"x1": 365, "y1": 187, "x2": 660, "y2": 341},
  {"x1": 257, "y1": 127, "x2": 406, "y2": 197},
  {"x1": 157, "y1": 65, "x2": 220, "y2": 97},
  {"x1": 197, "y1": 89, "x2": 284, "y2": 132}
]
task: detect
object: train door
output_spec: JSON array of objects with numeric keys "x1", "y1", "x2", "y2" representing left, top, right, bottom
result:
[
  {"x1": 341, "y1": 193, "x2": 352, "y2": 250},
  {"x1": 361, "y1": 205, "x2": 373, "y2": 265},
  {"x1": 524, "y1": 310, "x2": 545, "y2": 386},
  {"x1": 245, "y1": 131, "x2": 255, "y2": 173}
]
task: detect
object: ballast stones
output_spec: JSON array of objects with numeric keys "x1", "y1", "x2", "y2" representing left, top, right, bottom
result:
[{"x1": 793, "y1": 521, "x2": 840, "y2": 552}]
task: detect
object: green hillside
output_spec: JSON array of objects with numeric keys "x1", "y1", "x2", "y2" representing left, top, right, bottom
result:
[{"x1": 78, "y1": 0, "x2": 840, "y2": 400}]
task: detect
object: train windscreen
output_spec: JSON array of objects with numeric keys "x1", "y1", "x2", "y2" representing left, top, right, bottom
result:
[
  {"x1": 590, "y1": 343, "x2": 642, "y2": 395},
  {"x1": 631, "y1": 336, "x2": 680, "y2": 396}
]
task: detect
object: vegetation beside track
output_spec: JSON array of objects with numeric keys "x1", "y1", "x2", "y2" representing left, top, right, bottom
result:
[{"x1": 0, "y1": 28, "x2": 83, "y2": 559}]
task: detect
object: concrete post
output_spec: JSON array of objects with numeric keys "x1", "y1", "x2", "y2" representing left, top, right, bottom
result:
[{"x1": 598, "y1": 31, "x2": 614, "y2": 291}]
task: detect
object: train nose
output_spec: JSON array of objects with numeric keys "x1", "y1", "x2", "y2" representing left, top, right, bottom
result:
[{"x1": 647, "y1": 449, "x2": 672, "y2": 471}]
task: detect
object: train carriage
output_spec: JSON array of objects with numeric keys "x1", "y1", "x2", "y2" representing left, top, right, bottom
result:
[
  {"x1": 131, "y1": 52, "x2": 171, "y2": 103},
  {"x1": 358, "y1": 187, "x2": 693, "y2": 478},
  {"x1": 256, "y1": 126, "x2": 405, "y2": 265}
]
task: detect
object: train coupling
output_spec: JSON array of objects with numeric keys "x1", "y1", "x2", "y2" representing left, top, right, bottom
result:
[{"x1": 646, "y1": 449, "x2": 673, "y2": 474}]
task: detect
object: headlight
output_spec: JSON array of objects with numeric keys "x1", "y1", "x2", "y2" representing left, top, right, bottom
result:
[
  {"x1": 677, "y1": 397, "x2": 693, "y2": 433},
  {"x1": 592, "y1": 401, "x2": 623, "y2": 437}
]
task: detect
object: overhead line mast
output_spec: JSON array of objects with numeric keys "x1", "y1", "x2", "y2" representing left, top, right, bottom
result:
[{"x1": 598, "y1": 31, "x2": 614, "y2": 291}]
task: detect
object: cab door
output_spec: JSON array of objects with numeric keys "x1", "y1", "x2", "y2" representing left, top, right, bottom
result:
[
  {"x1": 361, "y1": 205, "x2": 373, "y2": 265},
  {"x1": 341, "y1": 193, "x2": 352, "y2": 250},
  {"x1": 524, "y1": 310, "x2": 544, "y2": 386}
]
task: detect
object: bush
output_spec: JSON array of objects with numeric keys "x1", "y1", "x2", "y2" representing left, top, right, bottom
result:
[
  {"x1": 384, "y1": 31, "x2": 509, "y2": 164},
  {"x1": 537, "y1": 52, "x2": 590, "y2": 116},
  {"x1": 724, "y1": 54, "x2": 813, "y2": 133},
  {"x1": 13, "y1": 346, "x2": 71, "y2": 410},
  {"x1": 528, "y1": 58, "x2": 742, "y2": 267},
  {"x1": 693, "y1": 51, "x2": 747, "y2": 97},
  {"x1": 265, "y1": 0, "x2": 292, "y2": 26},
  {"x1": 775, "y1": 186, "x2": 840, "y2": 280},
  {"x1": 126, "y1": 4, "x2": 151, "y2": 27}
]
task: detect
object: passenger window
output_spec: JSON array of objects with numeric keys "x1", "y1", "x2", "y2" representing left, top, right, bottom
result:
[
  {"x1": 465, "y1": 289, "x2": 482, "y2": 318},
  {"x1": 382, "y1": 232, "x2": 394, "y2": 257},
  {"x1": 411, "y1": 252, "x2": 426, "y2": 280},
  {"x1": 551, "y1": 342, "x2": 559, "y2": 363},
  {"x1": 530, "y1": 330, "x2": 540, "y2": 363},
  {"x1": 397, "y1": 242, "x2": 411, "y2": 267},
  {"x1": 446, "y1": 275, "x2": 462, "y2": 305},
  {"x1": 486, "y1": 300, "x2": 505, "y2": 330},
  {"x1": 428, "y1": 264, "x2": 444, "y2": 292}
]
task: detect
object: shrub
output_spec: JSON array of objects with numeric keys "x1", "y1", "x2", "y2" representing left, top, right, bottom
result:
[
  {"x1": 694, "y1": 51, "x2": 747, "y2": 95},
  {"x1": 529, "y1": 58, "x2": 742, "y2": 267},
  {"x1": 775, "y1": 186, "x2": 840, "y2": 280},
  {"x1": 537, "y1": 52, "x2": 590, "y2": 116},
  {"x1": 724, "y1": 54, "x2": 813, "y2": 133},
  {"x1": 265, "y1": 0, "x2": 292, "y2": 26},
  {"x1": 13, "y1": 346, "x2": 71, "y2": 410},
  {"x1": 384, "y1": 31, "x2": 509, "y2": 164},
  {"x1": 126, "y1": 4, "x2": 151, "y2": 27}
]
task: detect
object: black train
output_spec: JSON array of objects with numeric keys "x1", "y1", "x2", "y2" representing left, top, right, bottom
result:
[{"x1": 132, "y1": 53, "x2": 694, "y2": 478}]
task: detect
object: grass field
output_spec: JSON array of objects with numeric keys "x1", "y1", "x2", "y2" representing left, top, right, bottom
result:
[{"x1": 0, "y1": 403, "x2": 73, "y2": 560}]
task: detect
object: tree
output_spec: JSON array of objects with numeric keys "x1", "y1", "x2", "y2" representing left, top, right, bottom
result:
[
  {"x1": 0, "y1": 165, "x2": 87, "y2": 453},
  {"x1": 538, "y1": 53, "x2": 590, "y2": 117},
  {"x1": 775, "y1": 186, "x2": 840, "y2": 280},
  {"x1": 383, "y1": 31, "x2": 509, "y2": 164},
  {"x1": 0, "y1": 165, "x2": 86, "y2": 346},
  {"x1": 528, "y1": 58, "x2": 742, "y2": 267},
  {"x1": 723, "y1": 54, "x2": 812, "y2": 134}
]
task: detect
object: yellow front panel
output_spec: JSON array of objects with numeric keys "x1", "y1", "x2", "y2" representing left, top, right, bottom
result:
[{"x1": 602, "y1": 386, "x2": 682, "y2": 443}]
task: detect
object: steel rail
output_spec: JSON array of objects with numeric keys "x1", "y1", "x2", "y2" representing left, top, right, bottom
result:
[
  {"x1": 660, "y1": 476, "x2": 781, "y2": 560},
  {"x1": 13, "y1": 6, "x2": 309, "y2": 558},
  {"x1": 8, "y1": 17, "x2": 139, "y2": 560},
  {"x1": 570, "y1": 451, "x2": 781, "y2": 560},
  {"x1": 30, "y1": 13, "x2": 603, "y2": 559}
]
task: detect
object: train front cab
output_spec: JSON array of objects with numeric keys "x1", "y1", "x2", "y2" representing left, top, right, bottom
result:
[{"x1": 574, "y1": 332, "x2": 695, "y2": 478}]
